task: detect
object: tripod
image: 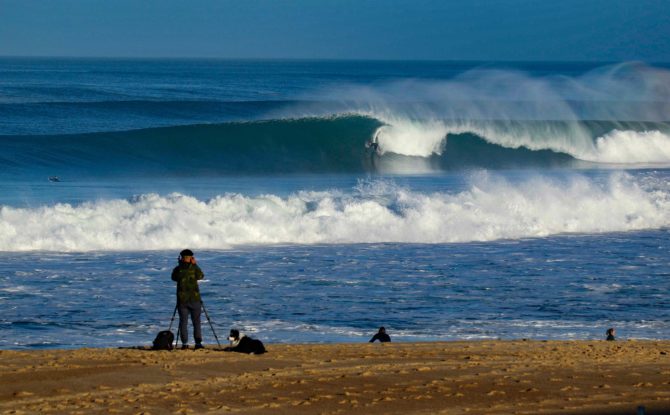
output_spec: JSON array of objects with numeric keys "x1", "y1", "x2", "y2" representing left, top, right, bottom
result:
[{"x1": 170, "y1": 300, "x2": 223, "y2": 350}]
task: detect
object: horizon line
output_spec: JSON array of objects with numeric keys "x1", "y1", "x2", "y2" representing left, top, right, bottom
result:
[{"x1": 0, "y1": 55, "x2": 664, "y2": 65}]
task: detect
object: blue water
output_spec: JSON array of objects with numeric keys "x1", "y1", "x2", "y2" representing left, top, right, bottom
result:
[{"x1": 1, "y1": 58, "x2": 669, "y2": 349}]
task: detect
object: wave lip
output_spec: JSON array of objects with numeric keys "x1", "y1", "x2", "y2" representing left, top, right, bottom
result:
[{"x1": 1, "y1": 173, "x2": 668, "y2": 252}]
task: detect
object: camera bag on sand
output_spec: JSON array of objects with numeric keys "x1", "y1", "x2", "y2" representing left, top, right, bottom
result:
[{"x1": 152, "y1": 330, "x2": 175, "y2": 350}]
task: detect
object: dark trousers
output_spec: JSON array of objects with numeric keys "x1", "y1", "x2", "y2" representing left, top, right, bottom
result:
[{"x1": 178, "y1": 301, "x2": 202, "y2": 345}]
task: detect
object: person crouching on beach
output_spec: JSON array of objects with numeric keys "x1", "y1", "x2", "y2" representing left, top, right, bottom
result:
[
  {"x1": 369, "y1": 326, "x2": 391, "y2": 343},
  {"x1": 172, "y1": 249, "x2": 205, "y2": 350},
  {"x1": 606, "y1": 327, "x2": 616, "y2": 341}
]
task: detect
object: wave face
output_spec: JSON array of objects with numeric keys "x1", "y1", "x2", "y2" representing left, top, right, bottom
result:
[
  {"x1": 0, "y1": 117, "x2": 379, "y2": 177},
  {"x1": 1, "y1": 116, "x2": 585, "y2": 178},
  {"x1": 1, "y1": 173, "x2": 668, "y2": 251},
  {"x1": 4, "y1": 117, "x2": 670, "y2": 179}
]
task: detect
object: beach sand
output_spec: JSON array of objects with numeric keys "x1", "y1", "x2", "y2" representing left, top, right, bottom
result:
[{"x1": 1, "y1": 340, "x2": 669, "y2": 414}]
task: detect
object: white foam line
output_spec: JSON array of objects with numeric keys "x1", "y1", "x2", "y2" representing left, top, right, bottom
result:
[{"x1": 0, "y1": 173, "x2": 668, "y2": 251}]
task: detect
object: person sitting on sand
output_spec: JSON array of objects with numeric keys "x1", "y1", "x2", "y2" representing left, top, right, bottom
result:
[
  {"x1": 606, "y1": 328, "x2": 616, "y2": 341},
  {"x1": 369, "y1": 326, "x2": 391, "y2": 343},
  {"x1": 224, "y1": 329, "x2": 266, "y2": 354},
  {"x1": 171, "y1": 249, "x2": 205, "y2": 350}
]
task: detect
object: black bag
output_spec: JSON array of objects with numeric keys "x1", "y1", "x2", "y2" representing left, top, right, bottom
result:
[{"x1": 152, "y1": 330, "x2": 175, "y2": 350}]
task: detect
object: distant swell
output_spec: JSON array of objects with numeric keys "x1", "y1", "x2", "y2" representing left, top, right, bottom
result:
[
  {"x1": 0, "y1": 99, "x2": 308, "y2": 135},
  {"x1": 1, "y1": 173, "x2": 668, "y2": 251}
]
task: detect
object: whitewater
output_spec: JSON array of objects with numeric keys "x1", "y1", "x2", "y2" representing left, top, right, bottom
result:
[
  {"x1": 1, "y1": 58, "x2": 669, "y2": 348},
  {"x1": 1, "y1": 172, "x2": 669, "y2": 251}
]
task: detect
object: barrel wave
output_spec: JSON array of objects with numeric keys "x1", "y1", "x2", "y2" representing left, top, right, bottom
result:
[{"x1": 3, "y1": 116, "x2": 670, "y2": 179}]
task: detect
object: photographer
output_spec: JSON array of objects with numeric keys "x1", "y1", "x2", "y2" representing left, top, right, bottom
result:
[{"x1": 171, "y1": 249, "x2": 205, "y2": 350}]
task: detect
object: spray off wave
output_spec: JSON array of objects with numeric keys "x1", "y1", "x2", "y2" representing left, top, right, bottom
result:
[
  {"x1": 281, "y1": 62, "x2": 670, "y2": 165},
  {"x1": 1, "y1": 173, "x2": 668, "y2": 251}
]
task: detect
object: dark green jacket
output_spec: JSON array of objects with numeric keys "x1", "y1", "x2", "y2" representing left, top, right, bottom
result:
[{"x1": 171, "y1": 263, "x2": 204, "y2": 304}]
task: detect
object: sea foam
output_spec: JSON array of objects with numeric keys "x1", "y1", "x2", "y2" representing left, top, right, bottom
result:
[
  {"x1": 369, "y1": 117, "x2": 670, "y2": 165},
  {"x1": 591, "y1": 130, "x2": 670, "y2": 163},
  {"x1": 1, "y1": 173, "x2": 667, "y2": 252}
]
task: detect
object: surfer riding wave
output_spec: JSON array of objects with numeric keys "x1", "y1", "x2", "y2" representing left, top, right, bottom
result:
[{"x1": 365, "y1": 130, "x2": 381, "y2": 155}]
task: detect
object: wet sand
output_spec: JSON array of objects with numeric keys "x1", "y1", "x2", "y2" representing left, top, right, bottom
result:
[{"x1": 1, "y1": 340, "x2": 670, "y2": 414}]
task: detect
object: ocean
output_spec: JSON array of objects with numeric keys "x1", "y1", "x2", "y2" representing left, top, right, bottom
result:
[{"x1": 1, "y1": 58, "x2": 669, "y2": 349}]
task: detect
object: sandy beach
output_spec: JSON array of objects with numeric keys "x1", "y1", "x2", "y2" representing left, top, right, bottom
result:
[{"x1": 1, "y1": 340, "x2": 669, "y2": 414}]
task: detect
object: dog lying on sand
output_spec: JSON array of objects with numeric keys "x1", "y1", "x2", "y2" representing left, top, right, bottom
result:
[{"x1": 224, "y1": 329, "x2": 266, "y2": 354}]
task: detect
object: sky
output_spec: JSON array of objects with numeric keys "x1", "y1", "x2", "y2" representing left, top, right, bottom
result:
[{"x1": 0, "y1": 0, "x2": 669, "y2": 62}]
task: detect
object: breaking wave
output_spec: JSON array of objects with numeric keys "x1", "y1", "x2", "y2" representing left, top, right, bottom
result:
[
  {"x1": 1, "y1": 173, "x2": 668, "y2": 251},
  {"x1": 3, "y1": 62, "x2": 670, "y2": 177},
  {"x1": 2, "y1": 116, "x2": 669, "y2": 179},
  {"x1": 279, "y1": 61, "x2": 670, "y2": 166}
]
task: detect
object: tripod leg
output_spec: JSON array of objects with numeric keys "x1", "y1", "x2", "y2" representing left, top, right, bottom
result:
[
  {"x1": 169, "y1": 304, "x2": 179, "y2": 350},
  {"x1": 201, "y1": 301, "x2": 222, "y2": 349},
  {"x1": 168, "y1": 304, "x2": 178, "y2": 331}
]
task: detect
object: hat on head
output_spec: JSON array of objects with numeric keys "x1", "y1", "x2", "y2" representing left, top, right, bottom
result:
[{"x1": 180, "y1": 249, "x2": 194, "y2": 257}]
